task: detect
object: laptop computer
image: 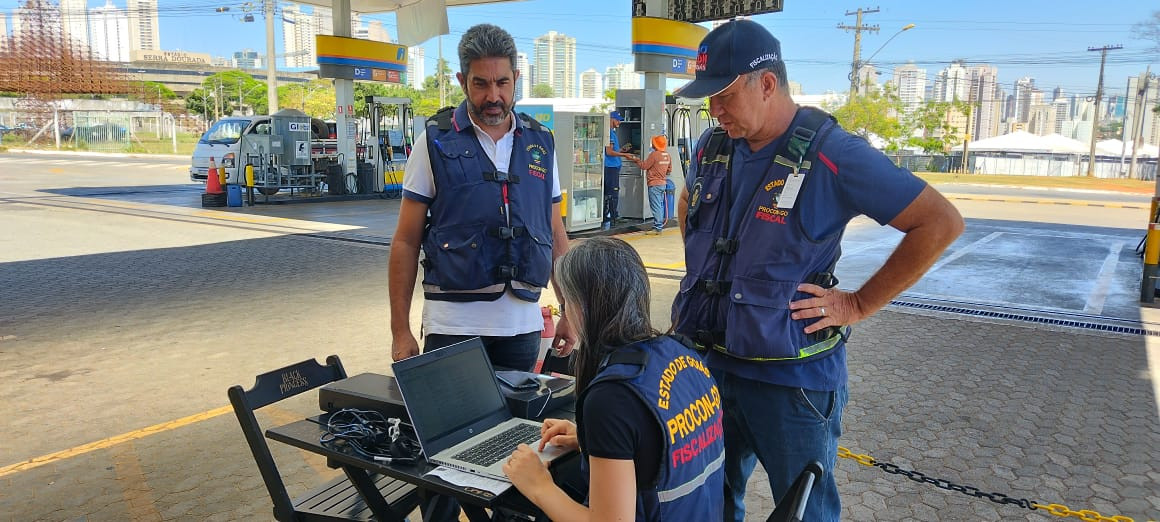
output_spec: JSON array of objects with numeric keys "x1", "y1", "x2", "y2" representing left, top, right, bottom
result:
[{"x1": 392, "y1": 337, "x2": 572, "y2": 481}]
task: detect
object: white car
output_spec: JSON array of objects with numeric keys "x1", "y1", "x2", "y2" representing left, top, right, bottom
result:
[{"x1": 189, "y1": 116, "x2": 264, "y2": 184}]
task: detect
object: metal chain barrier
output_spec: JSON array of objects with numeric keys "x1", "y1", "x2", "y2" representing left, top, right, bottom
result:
[{"x1": 836, "y1": 446, "x2": 1138, "y2": 522}]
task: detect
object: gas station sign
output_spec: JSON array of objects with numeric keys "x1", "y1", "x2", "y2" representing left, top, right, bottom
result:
[
  {"x1": 316, "y1": 35, "x2": 407, "y2": 84},
  {"x1": 631, "y1": 17, "x2": 708, "y2": 79}
]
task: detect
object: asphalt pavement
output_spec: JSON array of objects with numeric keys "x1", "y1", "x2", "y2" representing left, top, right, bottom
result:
[{"x1": 0, "y1": 152, "x2": 1157, "y2": 521}]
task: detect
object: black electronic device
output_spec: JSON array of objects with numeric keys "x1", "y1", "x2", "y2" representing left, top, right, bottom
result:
[{"x1": 319, "y1": 372, "x2": 410, "y2": 423}]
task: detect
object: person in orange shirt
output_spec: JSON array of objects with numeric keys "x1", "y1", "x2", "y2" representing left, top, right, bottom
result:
[{"x1": 636, "y1": 135, "x2": 673, "y2": 234}]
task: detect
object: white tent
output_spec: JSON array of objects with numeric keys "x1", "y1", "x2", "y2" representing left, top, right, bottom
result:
[
  {"x1": 1097, "y1": 139, "x2": 1159, "y2": 158},
  {"x1": 967, "y1": 131, "x2": 1086, "y2": 154}
]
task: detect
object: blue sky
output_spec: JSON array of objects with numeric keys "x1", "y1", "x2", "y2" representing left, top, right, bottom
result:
[{"x1": 2, "y1": 0, "x2": 1156, "y2": 97}]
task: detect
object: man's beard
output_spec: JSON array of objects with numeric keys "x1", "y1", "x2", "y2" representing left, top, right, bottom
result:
[{"x1": 469, "y1": 99, "x2": 512, "y2": 126}]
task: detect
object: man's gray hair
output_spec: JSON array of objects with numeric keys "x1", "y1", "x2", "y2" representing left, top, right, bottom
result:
[
  {"x1": 458, "y1": 24, "x2": 518, "y2": 76},
  {"x1": 746, "y1": 62, "x2": 790, "y2": 95}
]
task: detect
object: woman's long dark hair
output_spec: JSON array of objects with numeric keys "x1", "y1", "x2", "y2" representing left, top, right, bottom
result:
[{"x1": 555, "y1": 237, "x2": 660, "y2": 393}]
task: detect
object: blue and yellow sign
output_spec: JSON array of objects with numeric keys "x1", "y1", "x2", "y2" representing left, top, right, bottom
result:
[
  {"x1": 631, "y1": 17, "x2": 708, "y2": 79},
  {"x1": 316, "y1": 35, "x2": 407, "y2": 83},
  {"x1": 518, "y1": 105, "x2": 554, "y2": 131}
]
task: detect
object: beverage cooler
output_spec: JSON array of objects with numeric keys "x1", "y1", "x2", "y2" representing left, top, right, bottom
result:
[{"x1": 522, "y1": 106, "x2": 607, "y2": 233}]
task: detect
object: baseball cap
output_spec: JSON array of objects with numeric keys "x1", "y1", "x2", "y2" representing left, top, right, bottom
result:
[
  {"x1": 674, "y1": 19, "x2": 783, "y2": 99},
  {"x1": 610, "y1": 110, "x2": 623, "y2": 121}
]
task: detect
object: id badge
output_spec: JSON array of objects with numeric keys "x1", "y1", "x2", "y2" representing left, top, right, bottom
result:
[{"x1": 778, "y1": 173, "x2": 805, "y2": 209}]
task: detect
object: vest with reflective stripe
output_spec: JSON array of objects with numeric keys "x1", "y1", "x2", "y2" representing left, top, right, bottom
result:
[
  {"x1": 577, "y1": 336, "x2": 724, "y2": 521},
  {"x1": 421, "y1": 103, "x2": 556, "y2": 302},
  {"x1": 672, "y1": 107, "x2": 845, "y2": 362}
]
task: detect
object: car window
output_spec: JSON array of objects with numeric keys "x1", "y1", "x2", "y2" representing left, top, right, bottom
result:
[
  {"x1": 200, "y1": 119, "x2": 250, "y2": 144},
  {"x1": 250, "y1": 122, "x2": 271, "y2": 135}
]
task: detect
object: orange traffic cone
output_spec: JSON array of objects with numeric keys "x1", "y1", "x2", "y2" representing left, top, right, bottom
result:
[{"x1": 206, "y1": 157, "x2": 224, "y2": 195}]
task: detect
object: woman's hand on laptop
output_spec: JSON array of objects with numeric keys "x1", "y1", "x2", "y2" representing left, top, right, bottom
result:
[
  {"x1": 503, "y1": 444, "x2": 551, "y2": 497},
  {"x1": 539, "y1": 419, "x2": 578, "y2": 451}
]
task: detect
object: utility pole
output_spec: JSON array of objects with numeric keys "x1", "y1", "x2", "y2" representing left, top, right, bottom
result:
[
  {"x1": 438, "y1": 35, "x2": 445, "y2": 107},
  {"x1": 1129, "y1": 66, "x2": 1151, "y2": 180},
  {"x1": 838, "y1": 7, "x2": 879, "y2": 100},
  {"x1": 1086, "y1": 44, "x2": 1122, "y2": 177},
  {"x1": 264, "y1": 0, "x2": 278, "y2": 113}
]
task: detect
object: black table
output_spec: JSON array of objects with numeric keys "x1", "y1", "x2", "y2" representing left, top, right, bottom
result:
[{"x1": 267, "y1": 408, "x2": 579, "y2": 522}]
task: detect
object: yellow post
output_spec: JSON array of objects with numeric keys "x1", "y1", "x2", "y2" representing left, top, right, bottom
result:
[
  {"x1": 244, "y1": 164, "x2": 254, "y2": 188},
  {"x1": 1142, "y1": 223, "x2": 1160, "y2": 302},
  {"x1": 1151, "y1": 196, "x2": 1159, "y2": 223}
]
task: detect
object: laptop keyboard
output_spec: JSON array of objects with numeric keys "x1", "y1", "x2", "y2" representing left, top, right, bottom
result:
[{"x1": 453, "y1": 423, "x2": 542, "y2": 467}]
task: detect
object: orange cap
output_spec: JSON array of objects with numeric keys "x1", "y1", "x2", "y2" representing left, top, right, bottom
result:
[{"x1": 652, "y1": 135, "x2": 667, "y2": 150}]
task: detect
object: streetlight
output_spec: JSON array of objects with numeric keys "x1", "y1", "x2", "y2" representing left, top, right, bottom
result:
[{"x1": 851, "y1": 23, "x2": 915, "y2": 98}]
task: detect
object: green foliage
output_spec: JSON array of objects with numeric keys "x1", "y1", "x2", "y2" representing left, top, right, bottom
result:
[
  {"x1": 184, "y1": 70, "x2": 267, "y2": 121},
  {"x1": 531, "y1": 83, "x2": 555, "y2": 98},
  {"x1": 416, "y1": 58, "x2": 465, "y2": 116},
  {"x1": 904, "y1": 100, "x2": 969, "y2": 153},
  {"x1": 831, "y1": 85, "x2": 905, "y2": 151},
  {"x1": 276, "y1": 79, "x2": 335, "y2": 118}
]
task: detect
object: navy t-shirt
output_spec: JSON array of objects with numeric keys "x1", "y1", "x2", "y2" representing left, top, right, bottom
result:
[
  {"x1": 581, "y1": 380, "x2": 662, "y2": 519},
  {"x1": 683, "y1": 109, "x2": 927, "y2": 391}
]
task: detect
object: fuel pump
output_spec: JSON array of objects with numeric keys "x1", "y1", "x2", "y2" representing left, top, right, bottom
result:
[{"x1": 364, "y1": 96, "x2": 413, "y2": 194}]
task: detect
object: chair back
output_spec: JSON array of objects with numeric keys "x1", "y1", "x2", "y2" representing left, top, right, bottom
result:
[
  {"x1": 540, "y1": 351, "x2": 575, "y2": 376},
  {"x1": 227, "y1": 355, "x2": 348, "y2": 522},
  {"x1": 767, "y1": 460, "x2": 824, "y2": 522}
]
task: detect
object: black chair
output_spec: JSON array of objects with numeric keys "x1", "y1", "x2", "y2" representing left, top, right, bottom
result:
[
  {"x1": 540, "y1": 351, "x2": 575, "y2": 376},
  {"x1": 228, "y1": 355, "x2": 420, "y2": 521},
  {"x1": 767, "y1": 461, "x2": 825, "y2": 522}
]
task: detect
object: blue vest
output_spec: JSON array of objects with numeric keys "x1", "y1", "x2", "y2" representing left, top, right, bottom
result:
[
  {"x1": 420, "y1": 103, "x2": 556, "y2": 302},
  {"x1": 672, "y1": 108, "x2": 849, "y2": 362},
  {"x1": 577, "y1": 336, "x2": 724, "y2": 521}
]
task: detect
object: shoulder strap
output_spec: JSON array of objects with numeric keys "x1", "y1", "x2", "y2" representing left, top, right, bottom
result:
[
  {"x1": 699, "y1": 127, "x2": 733, "y2": 168},
  {"x1": 776, "y1": 107, "x2": 837, "y2": 167},
  {"x1": 518, "y1": 112, "x2": 545, "y2": 132},
  {"x1": 430, "y1": 106, "x2": 455, "y2": 131}
]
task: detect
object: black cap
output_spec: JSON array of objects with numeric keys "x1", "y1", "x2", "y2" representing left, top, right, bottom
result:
[{"x1": 673, "y1": 19, "x2": 783, "y2": 99}]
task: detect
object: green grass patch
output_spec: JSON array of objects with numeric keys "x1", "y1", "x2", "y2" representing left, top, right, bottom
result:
[{"x1": 915, "y1": 172, "x2": 1155, "y2": 195}]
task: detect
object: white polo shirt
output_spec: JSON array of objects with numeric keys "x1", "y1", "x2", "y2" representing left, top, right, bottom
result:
[{"x1": 402, "y1": 113, "x2": 561, "y2": 336}]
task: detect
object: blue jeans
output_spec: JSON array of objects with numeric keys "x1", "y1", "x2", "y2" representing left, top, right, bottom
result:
[
  {"x1": 424, "y1": 331, "x2": 541, "y2": 371},
  {"x1": 603, "y1": 166, "x2": 621, "y2": 224},
  {"x1": 714, "y1": 370, "x2": 848, "y2": 522},
  {"x1": 648, "y1": 185, "x2": 666, "y2": 230}
]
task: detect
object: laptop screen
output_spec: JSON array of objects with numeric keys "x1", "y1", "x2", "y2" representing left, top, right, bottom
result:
[{"x1": 393, "y1": 338, "x2": 510, "y2": 455}]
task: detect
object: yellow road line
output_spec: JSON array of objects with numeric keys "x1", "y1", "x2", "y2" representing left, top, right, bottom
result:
[
  {"x1": 0, "y1": 405, "x2": 232, "y2": 478},
  {"x1": 945, "y1": 194, "x2": 1147, "y2": 209}
]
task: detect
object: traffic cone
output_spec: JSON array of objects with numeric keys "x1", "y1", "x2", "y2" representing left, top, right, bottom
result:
[{"x1": 206, "y1": 157, "x2": 224, "y2": 195}]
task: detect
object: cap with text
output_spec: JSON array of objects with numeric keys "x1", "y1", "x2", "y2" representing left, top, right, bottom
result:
[
  {"x1": 673, "y1": 19, "x2": 783, "y2": 99},
  {"x1": 610, "y1": 110, "x2": 623, "y2": 121}
]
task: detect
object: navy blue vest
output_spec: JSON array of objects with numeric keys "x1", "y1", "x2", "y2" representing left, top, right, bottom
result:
[
  {"x1": 577, "y1": 336, "x2": 724, "y2": 521},
  {"x1": 421, "y1": 103, "x2": 556, "y2": 302},
  {"x1": 672, "y1": 107, "x2": 848, "y2": 362}
]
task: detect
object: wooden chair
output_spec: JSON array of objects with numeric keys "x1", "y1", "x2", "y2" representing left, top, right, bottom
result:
[
  {"x1": 767, "y1": 461, "x2": 825, "y2": 522},
  {"x1": 228, "y1": 355, "x2": 420, "y2": 521}
]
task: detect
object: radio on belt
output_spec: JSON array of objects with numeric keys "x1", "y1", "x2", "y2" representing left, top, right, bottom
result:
[{"x1": 318, "y1": 372, "x2": 410, "y2": 422}]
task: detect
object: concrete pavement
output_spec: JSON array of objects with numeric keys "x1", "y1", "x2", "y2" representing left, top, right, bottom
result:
[{"x1": 0, "y1": 155, "x2": 1157, "y2": 521}]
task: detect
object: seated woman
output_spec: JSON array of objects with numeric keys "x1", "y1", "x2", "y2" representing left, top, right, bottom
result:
[{"x1": 503, "y1": 237, "x2": 724, "y2": 521}]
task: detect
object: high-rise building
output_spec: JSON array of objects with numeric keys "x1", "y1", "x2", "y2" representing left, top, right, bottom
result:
[
  {"x1": 1052, "y1": 86, "x2": 1064, "y2": 101},
  {"x1": 59, "y1": 0, "x2": 88, "y2": 50},
  {"x1": 1051, "y1": 98, "x2": 1069, "y2": 135},
  {"x1": 126, "y1": 0, "x2": 159, "y2": 51},
  {"x1": 1, "y1": 13, "x2": 10, "y2": 52},
  {"x1": 533, "y1": 31, "x2": 576, "y2": 98},
  {"x1": 407, "y1": 46, "x2": 426, "y2": 90},
  {"x1": 579, "y1": 68, "x2": 602, "y2": 99},
  {"x1": 281, "y1": 4, "x2": 315, "y2": 68},
  {"x1": 1125, "y1": 72, "x2": 1160, "y2": 147},
  {"x1": 515, "y1": 52, "x2": 530, "y2": 101},
  {"x1": 856, "y1": 64, "x2": 879, "y2": 93},
  {"x1": 932, "y1": 62, "x2": 968, "y2": 102},
  {"x1": 367, "y1": 20, "x2": 391, "y2": 42},
  {"x1": 1014, "y1": 77, "x2": 1036, "y2": 124},
  {"x1": 892, "y1": 63, "x2": 925, "y2": 114},
  {"x1": 967, "y1": 65, "x2": 1001, "y2": 140},
  {"x1": 89, "y1": 0, "x2": 129, "y2": 62},
  {"x1": 604, "y1": 63, "x2": 641, "y2": 91},
  {"x1": 234, "y1": 49, "x2": 261, "y2": 69},
  {"x1": 1027, "y1": 104, "x2": 1056, "y2": 136}
]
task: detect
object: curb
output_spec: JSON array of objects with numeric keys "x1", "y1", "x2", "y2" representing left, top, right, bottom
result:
[
  {"x1": 3, "y1": 148, "x2": 187, "y2": 161},
  {"x1": 943, "y1": 193, "x2": 1148, "y2": 209}
]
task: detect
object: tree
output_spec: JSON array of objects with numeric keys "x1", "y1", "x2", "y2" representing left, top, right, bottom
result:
[
  {"x1": 1135, "y1": 11, "x2": 1160, "y2": 114},
  {"x1": 904, "y1": 100, "x2": 970, "y2": 154},
  {"x1": 184, "y1": 71, "x2": 266, "y2": 121},
  {"x1": 417, "y1": 58, "x2": 464, "y2": 115},
  {"x1": 531, "y1": 83, "x2": 555, "y2": 98},
  {"x1": 277, "y1": 79, "x2": 335, "y2": 118},
  {"x1": 830, "y1": 86, "x2": 905, "y2": 151}
]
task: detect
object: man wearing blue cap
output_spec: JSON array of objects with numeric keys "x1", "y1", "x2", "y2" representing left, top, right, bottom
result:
[
  {"x1": 603, "y1": 110, "x2": 637, "y2": 230},
  {"x1": 670, "y1": 19, "x2": 964, "y2": 521}
]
